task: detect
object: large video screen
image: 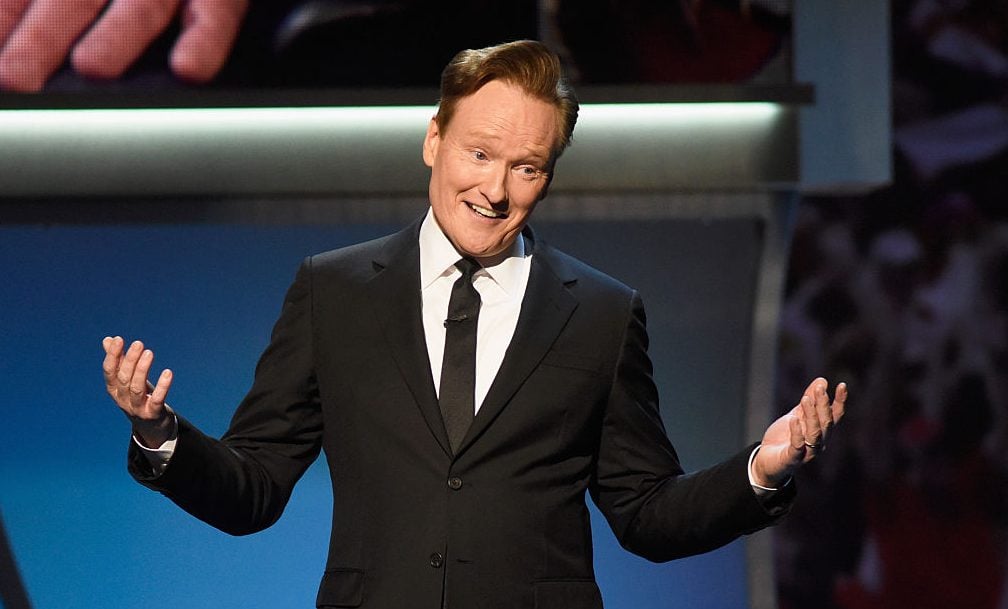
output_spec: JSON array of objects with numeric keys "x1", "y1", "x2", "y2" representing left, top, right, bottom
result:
[{"x1": 0, "y1": 0, "x2": 792, "y2": 100}]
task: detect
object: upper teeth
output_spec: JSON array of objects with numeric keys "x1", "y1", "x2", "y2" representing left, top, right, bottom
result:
[{"x1": 470, "y1": 204, "x2": 503, "y2": 218}]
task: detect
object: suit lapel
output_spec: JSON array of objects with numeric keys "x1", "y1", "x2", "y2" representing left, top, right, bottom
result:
[
  {"x1": 367, "y1": 221, "x2": 453, "y2": 456},
  {"x1": 457, "y1": 235, "x2": 578, "y2": 455}
]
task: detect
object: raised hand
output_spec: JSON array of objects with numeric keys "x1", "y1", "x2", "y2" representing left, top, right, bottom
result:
[
  {"x1": 0, "y1": 0, "x2": 247, "y2": 92},
  {"x1": 102, "y1": 336, "x2": 175, "y2": 448},
  {"x1": 752, "y1": 377, "x2": 847, "y2": 488}
]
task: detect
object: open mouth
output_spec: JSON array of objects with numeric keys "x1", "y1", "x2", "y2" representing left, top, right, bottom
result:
[{"x1": 467, "y1": 202, "x2": 507, "y2": 219}]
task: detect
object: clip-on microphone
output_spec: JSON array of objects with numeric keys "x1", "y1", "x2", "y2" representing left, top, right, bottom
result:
[{"x1": 444, "y1": 313, "x2": 470, "y2": 327}]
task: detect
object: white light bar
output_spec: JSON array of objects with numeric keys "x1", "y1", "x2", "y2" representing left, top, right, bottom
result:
[
  {"x1": 0, "y1": 102, "x2": 779, "y2": 131},
  {"x1": 0, "y1": 102, "x2": 795, "y2": 196},
  {"x1": 581, "y1": 102, "x2": 780, "y2": 124}
]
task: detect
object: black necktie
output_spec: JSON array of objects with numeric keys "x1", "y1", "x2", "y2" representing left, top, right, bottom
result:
[{"x1": 439, "y1": 257, "x2": 481, "y2": 454}]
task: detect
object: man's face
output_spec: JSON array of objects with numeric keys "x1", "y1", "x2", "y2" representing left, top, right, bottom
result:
[{"x1": 423, "y1": 79, "x2": 560, "y2": 262}]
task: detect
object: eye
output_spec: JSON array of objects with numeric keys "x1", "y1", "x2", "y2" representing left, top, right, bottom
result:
[
  {"x1": 471, "y1": 150, "x2": 488, "y2": 161},
  {"x1": 515, "y1": 165, "x2": 544, "y2": 181}
]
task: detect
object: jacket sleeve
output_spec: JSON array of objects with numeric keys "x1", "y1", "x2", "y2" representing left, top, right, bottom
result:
[
  {"x1": 588, "y1": 290, "x2": 793, "y2": 562},
  {"x1": 128, "y1": 257, "x2": 323, "y2": 536}
]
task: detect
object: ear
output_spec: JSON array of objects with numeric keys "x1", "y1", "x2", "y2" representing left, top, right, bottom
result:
[{"x1": 422, "y1": 118, "x2": 441, "y2": 168}]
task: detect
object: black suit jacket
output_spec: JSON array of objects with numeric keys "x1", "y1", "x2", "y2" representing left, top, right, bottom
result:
[{"x1": 129, "y1": 220, "x2": 789, "y2": 608}]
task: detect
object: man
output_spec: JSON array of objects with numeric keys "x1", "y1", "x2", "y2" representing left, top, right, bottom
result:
[{"x1": 102, "y1": 40, "x2": 846, "y2": 608}]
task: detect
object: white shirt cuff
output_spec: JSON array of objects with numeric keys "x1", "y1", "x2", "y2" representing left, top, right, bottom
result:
[
  {"x1": 132, "y1": 412, "x2": 178, "y2": 474},
  {"x1": 748, "y1": 445, "x2": 780, "y2": 496}
]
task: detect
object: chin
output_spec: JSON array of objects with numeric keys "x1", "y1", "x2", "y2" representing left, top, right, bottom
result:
[
  {"x1": 462, "y1": 245, "x2": 496, "y2": 258},
  {"x1": 457, "y1": 235, "x2": 500, "y2": 256}
]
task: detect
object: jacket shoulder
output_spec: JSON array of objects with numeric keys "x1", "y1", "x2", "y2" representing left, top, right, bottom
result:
[
  {"x1": 305, "y1": 224, "x2": 415, "y2": 282},
  {"x1": 537, "y1": 242, "x2": 637, "y2": 302}
]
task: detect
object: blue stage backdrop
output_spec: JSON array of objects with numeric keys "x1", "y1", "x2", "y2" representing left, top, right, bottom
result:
[{"x1": 0, "y1": 217, "x2": 759, "y2": 608}]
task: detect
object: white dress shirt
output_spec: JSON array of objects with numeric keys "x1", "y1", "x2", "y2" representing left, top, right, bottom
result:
[{"x1": 418, "y1": 208, "x2": 531, "y2": 411}]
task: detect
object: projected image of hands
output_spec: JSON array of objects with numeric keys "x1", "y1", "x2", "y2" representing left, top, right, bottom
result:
[
  {"x1": 0, "y1": 0, "x2": 247, "y2": 91},
  {"x1": 0, "y1": 1, "x2": 793, "y2": 94}
]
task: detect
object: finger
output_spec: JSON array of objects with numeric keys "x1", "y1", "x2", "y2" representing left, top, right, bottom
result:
[
  {"x1": 129, "y1": 348, "x2": 155, "y2": 410},
  {"x1": 789, "y1": 413, "x2": 805, "y2": 454},
  {"x1": 71, "y1": 0, "x2": 182, "y2": 79},
  {"x1": 116, "y1": 339, "x2": 144, "y2": 393},
  {"x1": 832, "y1": 382, "x2": 848, "y2": 423},
  {"x1": 796, "y1": 403, "x2": 808, "y2": 439},
  {"x1": 101, "y1": 335, "x2": 125, "y2": 390},
  {"x1": 147, "y1": 368, "x2": 173, "y2": 413},
  {"x1": 813, "y1": 379, "x2": 833, "y2": 439},
  {"x1": 800, "y1": 393, "x2": 823, "y2": 446},
  {"x1": 0, "y1": 0, "x2": 107, "y2": 91},
  {"x1": 169, "y1": 0, "x2": 246, "y2": 82},
  {"x1": 0, "y1": 0, "x2": 31, "y2": 44},
  {"x1": 100, "y1": 334, "x2": 123, "y2": 369},
  {"x1": 802, "y1": 377, "x2": 820, "y2": 399}
]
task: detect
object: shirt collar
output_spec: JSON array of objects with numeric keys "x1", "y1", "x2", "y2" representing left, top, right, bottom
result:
[{"x1": 419, "y1": 207, "x2": 527, "y2": 295}]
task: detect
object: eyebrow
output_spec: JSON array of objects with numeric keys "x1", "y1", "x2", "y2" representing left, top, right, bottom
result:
[{"x1": 462, "y1": 131, "x2": 552, "y2": 165}]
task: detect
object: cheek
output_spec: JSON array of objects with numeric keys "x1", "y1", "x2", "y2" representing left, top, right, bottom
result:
[
  {"x1": 431, "y1": 164, "x2": 466, "y2": 207},
  {"x1": 510, "y1": 189, "x2": 542, "y2": 217},
  {"x1": 442, "y1": 155, "x2": 477, "y2": 185}
]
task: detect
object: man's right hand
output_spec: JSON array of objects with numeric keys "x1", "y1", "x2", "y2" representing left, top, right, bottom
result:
[{"x1": 102, "y1": 336, "x2": 175, "y2": 448}]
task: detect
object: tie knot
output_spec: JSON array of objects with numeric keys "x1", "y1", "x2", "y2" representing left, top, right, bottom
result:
[{"x1": 455, "y1": 257, "x2": 481, "y2": 281}]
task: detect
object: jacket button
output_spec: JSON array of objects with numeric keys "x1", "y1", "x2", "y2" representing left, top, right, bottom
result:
[
  {"x1": 447, "y1": 476, "x2": 463, "y2": 490},
  {"x1": 429, "y1": 552, "x2": 444, "y2": 568}
]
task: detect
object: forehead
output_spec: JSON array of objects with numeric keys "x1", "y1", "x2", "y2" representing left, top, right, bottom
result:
[{"x1": 445, "y1": 80, "x2": 560, "y2": 156}]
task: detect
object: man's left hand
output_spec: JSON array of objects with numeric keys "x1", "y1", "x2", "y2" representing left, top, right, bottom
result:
[{"x1": 752, "y1": 377, "x2": 847, "y2": 488}]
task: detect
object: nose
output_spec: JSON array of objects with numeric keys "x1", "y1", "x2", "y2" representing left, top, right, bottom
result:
[{"x1": 479, "y1": 162, "x2": 508, "y2": 205}]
